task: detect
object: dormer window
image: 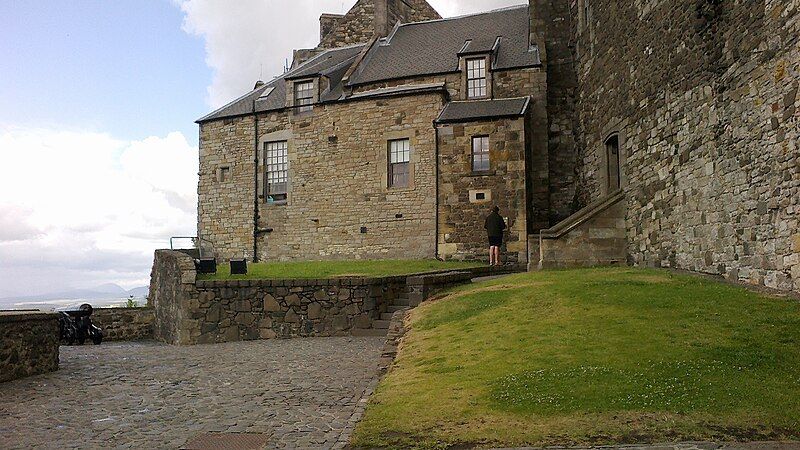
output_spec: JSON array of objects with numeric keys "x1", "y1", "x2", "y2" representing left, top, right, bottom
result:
[
  {"x1": 466, "y1": 58, "x2": 487, "y2": 99},
  {"x1": 294, "y1": 81, "x2": 314, "y2": 113}
]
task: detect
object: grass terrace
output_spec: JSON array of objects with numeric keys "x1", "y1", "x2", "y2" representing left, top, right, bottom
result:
[
  {"x1": 352, "y1": 267, "x2": 800, "y2": 449},
  {"x1": 197, "y1": 259, "x2": 484, "y2": 281}
]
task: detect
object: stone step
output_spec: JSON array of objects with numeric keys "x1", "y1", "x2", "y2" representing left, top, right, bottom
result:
[
  {"x1": 380, "y1": 312, "x2": 395, "y2": 321},
  {"x1": 393, "y1": 298, "x2": 411, "y2": 307},
  {"x1": 351, "y1": 328, "x2": 387, "y2": 337},
  {"x1": 387, "y1": 305, "x2": 408, "y2": 313},
  {"x1": 372, "y1": 320, "x2": 391, "y2": 329}
]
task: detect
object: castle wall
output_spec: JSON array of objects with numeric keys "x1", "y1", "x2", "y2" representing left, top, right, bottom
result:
[
  {"x1": 570, "y1": 0, "x2": 799, "y2": 291},
  {"x1": 255, "y1": 93, "x2": 443, "y2": 261},
  {"x1": 198, "y1": 117, "x2": 256, "y2": 262},
  {"x1": 437, "y1": 117, "x2": 529, "y2": 263}
]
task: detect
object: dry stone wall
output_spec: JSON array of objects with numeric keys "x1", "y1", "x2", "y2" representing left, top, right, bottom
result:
[
  {"x1": 92, "y1": 308, "x2": 154, "y2": 341},
  {"x1": 1, "y1": 312, "x2": 59, "y2": 383},
  {"x1": 570, "y1": 0, "x2": 799, "y2": 292},
  {"x1": 191, "y1": 277, "x2": 404, "y2": 344}
]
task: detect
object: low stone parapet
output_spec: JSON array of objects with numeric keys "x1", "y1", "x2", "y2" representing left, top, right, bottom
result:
[
  {"x1": 92, "y1": 307, "x2": 154, "y2": 341},
  {"x1": 1, "y1": 311, "x2": 59, "y2": 383},
  {"x1": 530, "y1": 190, "x2": 627, "y2": 270}
]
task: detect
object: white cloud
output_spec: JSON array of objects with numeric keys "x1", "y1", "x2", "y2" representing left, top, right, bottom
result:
[
  {"x1": 0, "y1": 126, "x2": 198, "y2": 298},
  {"x1": 176, "y1": 0, "x2": 525, "y2": 108}
]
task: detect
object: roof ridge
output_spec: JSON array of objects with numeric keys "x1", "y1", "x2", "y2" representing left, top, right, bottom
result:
[
  {"x1": 394, "y1": 4, "x2": 528, "y2": 29},
  {"x1": 281, "y1": 43, "x2": 365, "y2": 80}
]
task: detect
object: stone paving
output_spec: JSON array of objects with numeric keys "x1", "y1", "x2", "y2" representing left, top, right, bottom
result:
[{"x1": 0, "y1": 337, "x2": 384, "y2": 449}]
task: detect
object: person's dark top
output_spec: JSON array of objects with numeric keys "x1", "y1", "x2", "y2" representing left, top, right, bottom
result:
[{"x1": 484, "y1": 212, "x2": 506, "y2": 237}]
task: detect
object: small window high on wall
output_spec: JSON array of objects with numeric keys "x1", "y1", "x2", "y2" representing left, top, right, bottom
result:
[{"x1": 606, "y1": 134, "x2": 621, "y2": 191}]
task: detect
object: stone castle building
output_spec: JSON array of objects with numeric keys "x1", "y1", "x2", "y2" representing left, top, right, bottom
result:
[{"x1": 195, "y1": 0, "x2": 798, "y2": 293}]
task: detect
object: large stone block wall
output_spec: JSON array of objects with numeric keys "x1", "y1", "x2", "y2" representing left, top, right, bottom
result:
[
  {"x1": 437, "y1": 117, "x2": 529, "y2": 263},
  {"x1": 1, "y1": 312, "x2": 59, "y2": 383},
  {"x1": 255, "y1": 92, "x2": 443, "y2": 261},
  {"x1": 92, "y1": 308, "x2": 154, "y2": 341},
  {"x1": 531, "y1": 191, "x2": 627, "y2": 269},
  {"x1": 569, "y1": 0, "x2": 799, "y2": 292}
]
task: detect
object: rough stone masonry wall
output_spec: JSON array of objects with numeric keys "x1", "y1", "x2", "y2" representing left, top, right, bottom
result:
[
  {"x1": 191, "y1": 277, "x2": 404, "y2": 344},
  {"x1": 149, "y1": 250, "x2": 197, "y2": 345},
  {"x1": 92, "y1": 308, "x2": 154, "y2": 341},
  {"x1": 256, "y1": 93, "x2": 443, "y2": 262},
  {"x1": 198, "y1": 116, "x2": 256, "y2": 262},
  {"x1": 1, "y1": 312, "x2": 59, "y2": 383},
  {"x1": 437, "y1": 117, "x2": 529, "y2": 263},
  {"x1": 149, "y1": 250, "x2": 407, "y2": 345},
  {"x1": 317, "y1": 0, "x2": 440, "y2": 49},
  {"x1": 530, "y1": 0, "x2": 581, "y2": 224},
  {"x1": 571, "y1": 0, "x2": 800, "y2": 292}
]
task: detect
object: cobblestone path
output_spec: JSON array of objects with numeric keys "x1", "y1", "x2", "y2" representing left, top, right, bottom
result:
[{"x1": 0, "y1": 337, "x2": 384, "y2": 449}]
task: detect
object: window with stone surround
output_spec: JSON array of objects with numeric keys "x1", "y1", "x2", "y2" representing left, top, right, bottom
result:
[
  {"x1": 471, "y1": 136, "x2": 490, "y2": 172},
  {"x1": 388, "y1": 138, "x2": 410, "y2": 189},
  {"x1": 466, "y1": 58, "x2": 487, "y2": 99},
  {"x1": 294, "y1": 81, "x2": 314, "y2": 113},
  {"x1": 265, "y1": 141, "x2": 288, "y2": 204}
]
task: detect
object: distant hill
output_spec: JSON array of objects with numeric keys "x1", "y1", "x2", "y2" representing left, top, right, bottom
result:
[{"x1": 0, "y1": 284, "x2": 149, "y2": 303}]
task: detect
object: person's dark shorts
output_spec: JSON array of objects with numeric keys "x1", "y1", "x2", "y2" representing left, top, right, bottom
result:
[{"x1": 488, "y1": 236, "x2": 503, "y2": 247}]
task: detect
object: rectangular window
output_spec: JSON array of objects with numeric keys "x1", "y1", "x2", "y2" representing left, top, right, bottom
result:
[
  {"x1": 388, "y1": 139, "x2": 411, "y2": 188},
  {"x1": 265, "y1": 141, "x2": 288, "y2": 203},
  {"x1": 466, "y1": 58, "x2": 487, "y2": 99},
  {"x1": 472, "y1": 136, "x2": 490, "y2": 172},
  {"x1": 294, "y1": 81, "x2": 314, "y2": 113}
]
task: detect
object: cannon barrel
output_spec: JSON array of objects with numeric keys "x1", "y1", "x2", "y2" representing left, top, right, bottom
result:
[{"x1": 61, "y1": 303, "x2": 94, "y2": 318}]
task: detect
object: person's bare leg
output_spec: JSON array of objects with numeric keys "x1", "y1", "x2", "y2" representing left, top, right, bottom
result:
[
  {"x1": 489, "y1": 246, "x2": 495, "y2": 266},
  {"x1": 493, "y1": 246, "x2": 501, "y2": 266}
]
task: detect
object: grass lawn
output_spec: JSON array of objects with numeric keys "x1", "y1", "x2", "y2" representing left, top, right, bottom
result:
[
  {"x1": 352, "y1": 267, "x2": 800, "y2": 449},
  {"x1": 197, "y1": 259, "x2": 483, "y2": 280}
]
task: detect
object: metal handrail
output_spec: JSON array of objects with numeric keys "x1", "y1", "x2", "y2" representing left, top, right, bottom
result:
[{"x1": 169, "y1": 236, "x2": 214, "y2": 258}]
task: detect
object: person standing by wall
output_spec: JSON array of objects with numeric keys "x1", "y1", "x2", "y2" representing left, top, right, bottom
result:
[{"x1": 484, "y1": 206, "x2": 506, "y2": 266}]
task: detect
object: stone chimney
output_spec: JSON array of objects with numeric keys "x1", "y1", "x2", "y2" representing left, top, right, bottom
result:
[
  {"x1": 374, "y1": 0, "x2": 391, "y2": 38},
  {"x1": 320, "y1": 13, "x2": 344, "y2": 41}
]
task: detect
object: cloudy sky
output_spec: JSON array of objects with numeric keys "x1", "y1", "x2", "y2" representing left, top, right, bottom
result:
[{"x1": 0, "y1": 0, "x2": 522, "y2": 299}]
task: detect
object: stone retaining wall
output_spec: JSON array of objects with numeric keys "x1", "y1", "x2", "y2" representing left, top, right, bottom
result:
[
  {"x1": 531, "y1": 191, "x2": 627, "y2": 269},
  {"x1": 92, "y1": 308, "x2": 154, "y2": 342},
  {"x1": 149, "y1": 249, "x2": 523, "y2": 345},
  {"x1": 190, "y1": 277, "x2": 406, "y2": 344},
  {"x1": 1, "y1": 311, "x2": 59, "y2": 383}
]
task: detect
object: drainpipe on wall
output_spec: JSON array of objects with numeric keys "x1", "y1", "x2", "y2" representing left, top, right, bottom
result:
[
  {"x1": 252, "y1": 100, "x2": 259, "y2": 263},
  {"x1": 433, "y1": 120, "x2": 440, "y2": 261}
]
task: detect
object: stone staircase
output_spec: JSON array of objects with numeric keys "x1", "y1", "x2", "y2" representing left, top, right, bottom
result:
[{"x1": 351, "y1": 288, "x2": 412, "y2": 337}]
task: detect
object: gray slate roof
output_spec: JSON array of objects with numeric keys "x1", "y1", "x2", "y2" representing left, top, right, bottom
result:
[
  {"x1": 347, "y1": 5, "x2": 539, "y2": 86},
  {"x1": 197, "y1": 45, "x2": 364, "y2": 123},
  {"x1": 436, "y1": 97, "x2": 530, "y2": 123},
  {"x1": 197, "y1": 5, "x2": 540, "y2": 123}
]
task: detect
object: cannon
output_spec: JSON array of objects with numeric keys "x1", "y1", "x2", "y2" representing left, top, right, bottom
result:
[{"x1": 58, "y1": 303, "x2": 103, "y2": 345}]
